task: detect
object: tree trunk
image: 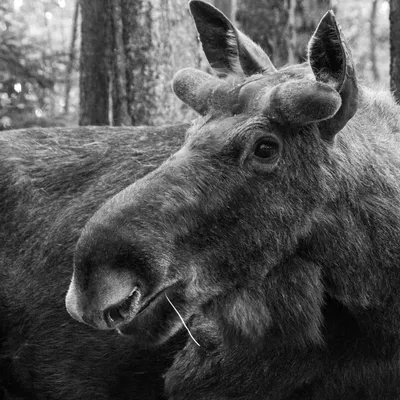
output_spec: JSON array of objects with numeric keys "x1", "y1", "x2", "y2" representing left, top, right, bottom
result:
[
  {"x1": 390, "y1": 0, "x2": 400, "y2": 102},
  {"x1": 64, "y1": 0, "x2": 80, "y2": 115},
  {"x1": 370, "y1": 0, "x2": 379, "y2": 82},
  {"x1": 80, "y1": 0, "x2": 155, "y2": 126},
  {"x1": 120, "y1": 0, "x2": 155, "y2": 126},
  {"x1": 79, "y1": 0, "x2": 110, "y2": 125},
  {"x1": 110, "y1": 0, "x2": 130, "y2": 126}
]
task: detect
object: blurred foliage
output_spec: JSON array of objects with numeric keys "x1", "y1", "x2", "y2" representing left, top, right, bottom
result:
[
  {"x1": 336, "y1": 0, "x2": 390, "y2": 88},
  {"x1": 0, "y1": 0, "x2": 79, "y2": 130},
  {"x1": 0, "y1": 0, "x2": 391, "y2": 130}
]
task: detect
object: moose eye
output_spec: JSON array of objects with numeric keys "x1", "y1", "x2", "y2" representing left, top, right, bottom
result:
[{"x1": 254, "y1": 139, "x2": 280, "y2": 161}]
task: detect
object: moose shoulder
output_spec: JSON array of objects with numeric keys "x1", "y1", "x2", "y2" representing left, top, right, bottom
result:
[{"x1": 67, "y1": 1, "x2": 400, "y2": 399}]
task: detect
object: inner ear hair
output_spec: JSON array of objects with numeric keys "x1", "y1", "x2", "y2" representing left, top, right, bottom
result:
[{"x1": 308, "y1": 11, "x2": 346, "y2": 89}]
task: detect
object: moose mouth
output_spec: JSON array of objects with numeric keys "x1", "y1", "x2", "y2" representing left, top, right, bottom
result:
[{"x1": 104, "y1": 284, "x2": 178, "y2": 331}]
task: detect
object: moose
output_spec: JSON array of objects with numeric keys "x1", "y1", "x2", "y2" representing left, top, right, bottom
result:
[
  {"x1": 66, "y1": 1, "x2": 400, "y2": 399},
  {"x1": 1, "y1": 1, "x2": 400, "y2": 399}
]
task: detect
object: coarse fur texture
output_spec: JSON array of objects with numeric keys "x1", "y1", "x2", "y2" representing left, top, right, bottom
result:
[
  {"x1": 0, "y1": 125, "x2": 188, "y2": 399},
  {"x1": 2, "y1": 1, "x2": 400, "y2": 399},
  {"x1": 67, "y1": 2, "x2": 400, "y2": 399}
]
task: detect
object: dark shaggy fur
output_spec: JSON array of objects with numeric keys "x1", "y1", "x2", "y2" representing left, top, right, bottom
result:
[
  {"x1": 3, "y1": 1, "x2": 400, "y2": 399},
  {"x1": 0, "y1": 125, "x2": 188, "y2": 399},
  {"x1": 67, "y1": 2, "x2": 400, "y2": 400}
]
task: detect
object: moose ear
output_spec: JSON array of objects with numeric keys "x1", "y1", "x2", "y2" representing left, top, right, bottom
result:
[
  {"x1": 189, "y1": 0, "x2": 276, "y2": 76},
  {"x1": 308, "y1": 11, "x2": 358, "y2": 140}
]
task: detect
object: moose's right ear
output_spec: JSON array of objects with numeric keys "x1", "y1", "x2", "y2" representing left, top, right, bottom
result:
[
  {"x1": 308, "y1": 11, "x2": 358, "y2": 141},
  {"x1": 189, "y1": 0, "x2": 276, "y2": 76}
]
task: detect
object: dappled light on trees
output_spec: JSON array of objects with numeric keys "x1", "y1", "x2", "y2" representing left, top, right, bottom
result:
[
  {"x1": 338, "y1": 0, "x2": 389, "y2": 87},
  {"x1": 0, "y1": 0, "x2": 393, "y2": 129},
  {"x1": 0, "y1": 0, "x2": 79, "y2": 130}
]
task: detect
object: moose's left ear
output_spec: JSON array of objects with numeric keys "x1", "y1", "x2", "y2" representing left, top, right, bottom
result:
[
  {"x1": 189, "y1": 0, "x2": 276, "y2": 76},
  {"x1": 308, "y1": 11, "x2": 358, "y2": 141}
]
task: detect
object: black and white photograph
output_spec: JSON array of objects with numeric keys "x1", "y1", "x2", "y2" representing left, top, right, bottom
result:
[{"x1": 1, "y1": 0, "x2": 400, "y2": 399}]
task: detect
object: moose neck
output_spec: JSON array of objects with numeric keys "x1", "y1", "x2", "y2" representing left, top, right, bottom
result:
[{"x1": 304, "y1": 86, "x2": 400, "y2": 338}]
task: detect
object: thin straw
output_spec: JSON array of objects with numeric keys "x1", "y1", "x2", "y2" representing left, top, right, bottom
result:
[{"x1": 165, "y1": 294, "x2": 201, "y2": 347}]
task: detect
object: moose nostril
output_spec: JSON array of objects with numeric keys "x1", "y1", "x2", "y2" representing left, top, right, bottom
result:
[
  {"x1": 103, "y1": 287, "x2": 141, "y2": 328},
  {"x1": 107, "y1": 306, "x2": 125, "y2": 325}
]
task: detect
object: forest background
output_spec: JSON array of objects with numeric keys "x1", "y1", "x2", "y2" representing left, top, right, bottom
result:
[{"x1": 0, "y1": 0, "x2": 396, "y2": 131}]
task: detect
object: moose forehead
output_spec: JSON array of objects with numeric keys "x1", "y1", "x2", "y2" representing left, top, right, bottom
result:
[
  {"x1": 181, "y1": 65, "x2": 314, "y2": 147},
  {"x1": 187, "y1": 65, "x2": 313, "y2": 119},
  {"x1": 175, "y1": 60, "x2": 343, "y2": 147}
]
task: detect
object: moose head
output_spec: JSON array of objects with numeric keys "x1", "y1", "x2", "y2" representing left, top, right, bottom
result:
[{"x1": 66, "y1": 1, "x2": 400, "y2": 360}]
